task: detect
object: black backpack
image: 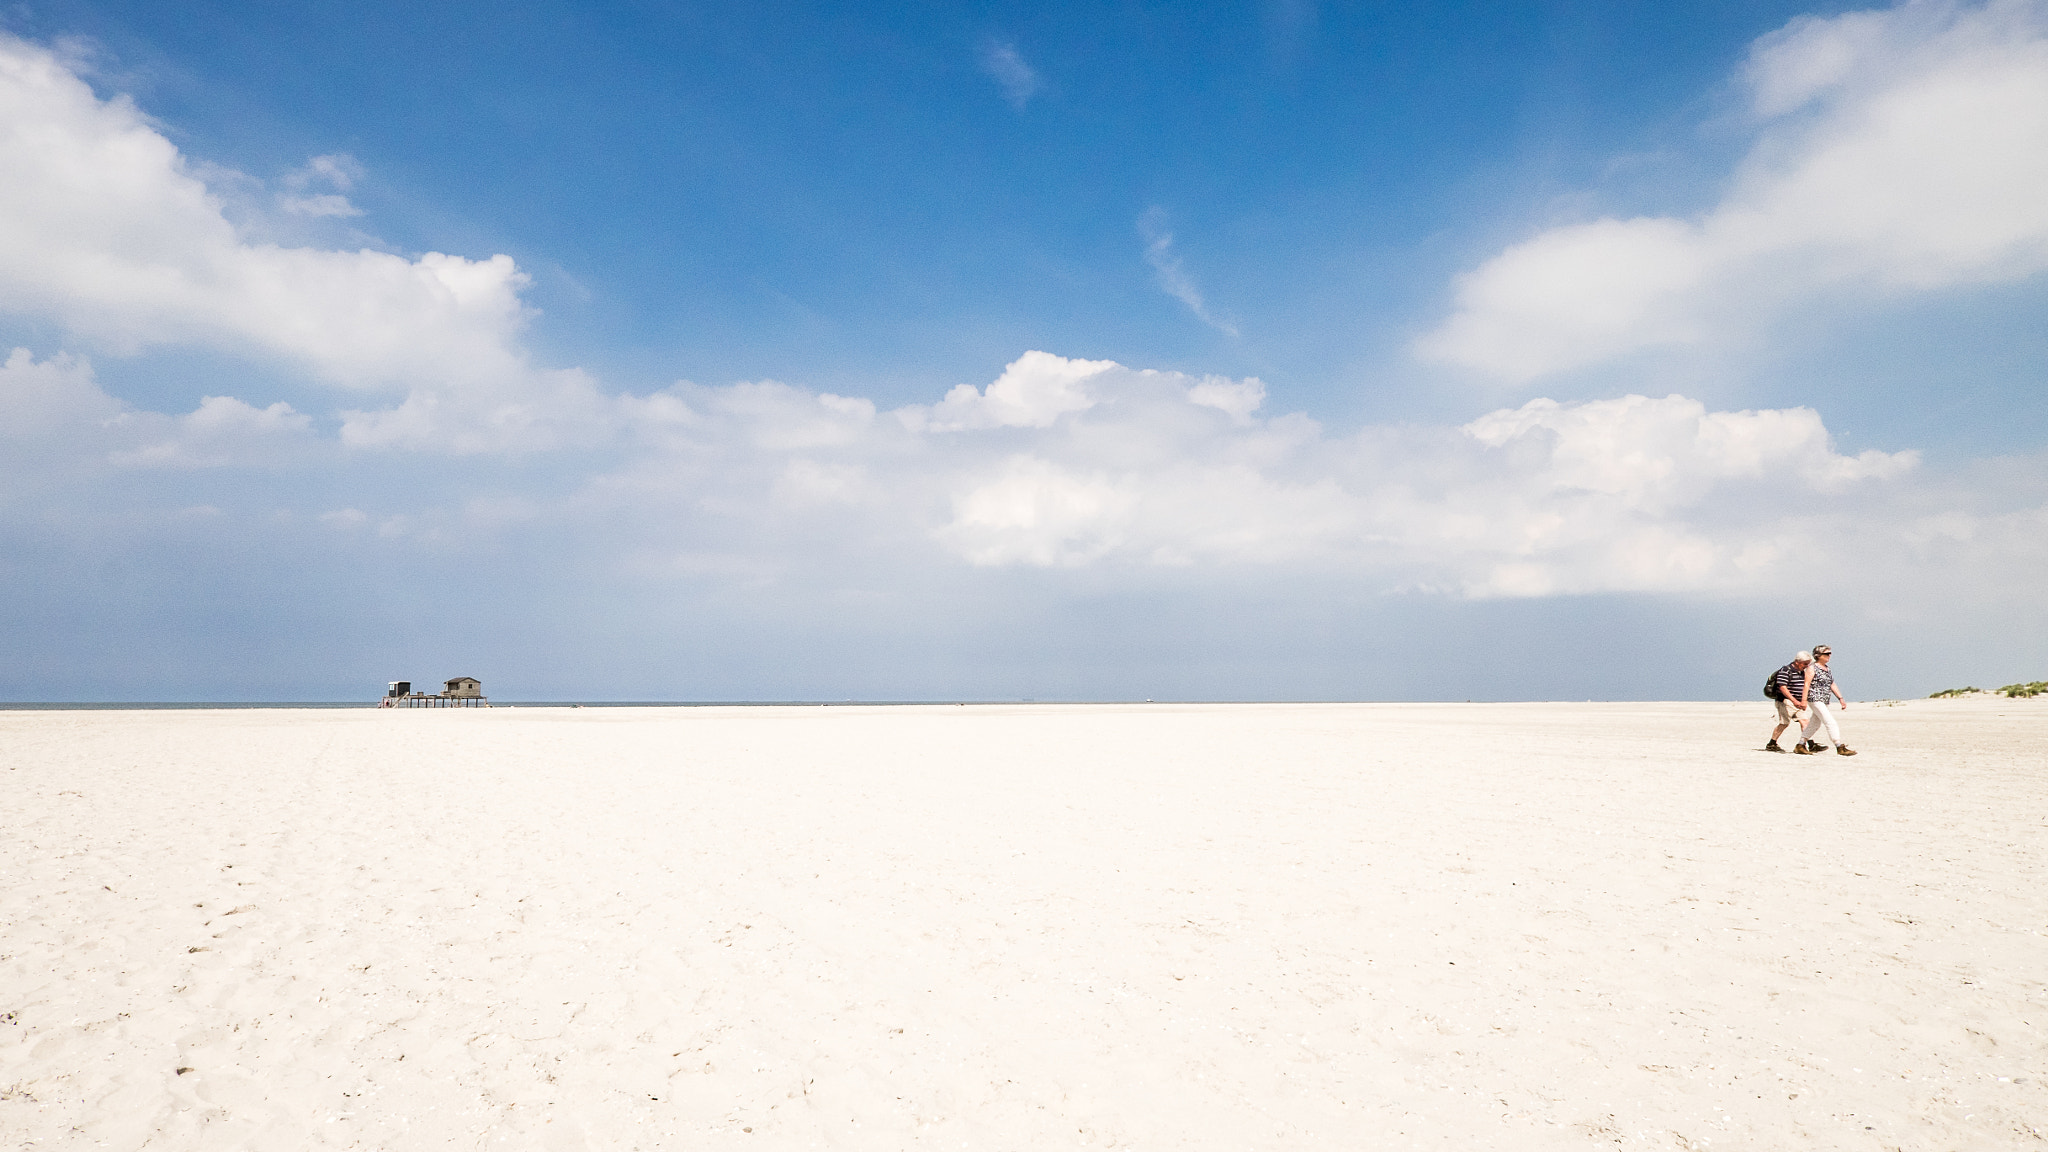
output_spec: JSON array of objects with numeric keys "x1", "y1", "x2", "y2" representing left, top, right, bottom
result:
[{"x1": 1763, "y1": 670, "x2": 1782, "y2": 700}]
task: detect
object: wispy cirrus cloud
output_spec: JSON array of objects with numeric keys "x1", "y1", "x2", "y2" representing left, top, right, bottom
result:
[
  {"x1": 979, "y1": 41, "x2": 1040, "y2": 110},
  {"x1": 1138, "y1": 208, "x2": 1239, "y2": 337}
]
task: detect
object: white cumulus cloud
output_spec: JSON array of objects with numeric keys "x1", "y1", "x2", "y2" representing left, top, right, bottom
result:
[
  {"x1": 1417, "y1": 0, "x2": 2048, "y2": 381},
  {"x1": 6, "y1": 333, "x2": 2028, "y2": 609},
  {"x1": 0, "y1": 348, "x2": 314, "y2": 472},
  {"x1": 900, "y1": 350, "x2": 1116, "y2": 432},
  {"x1": 0, "y1": 27, "x2": 2036, "y2": 623},
  {"x1": 941, "y1": 455, "x2": 1139, "y2": 567},
  {"x1": 0, "y1": 34, "x2": 593, "y2": 453},
  {"x1": 496, "y1": 351, "x2": 1929, "y2": 598}
]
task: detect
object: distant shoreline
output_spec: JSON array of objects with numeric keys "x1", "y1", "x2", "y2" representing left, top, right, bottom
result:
[
  {"x1": 0, "y1": 700, "x2": 886, "y2": 710},
  {"x1": 0, "y1": 697, "x2": 1959, "y2": 710}
]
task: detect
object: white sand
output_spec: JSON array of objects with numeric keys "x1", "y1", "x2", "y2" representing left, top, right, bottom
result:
[{"x1": 2, "y1": 699, "x2": 2042, "y2": 1150}]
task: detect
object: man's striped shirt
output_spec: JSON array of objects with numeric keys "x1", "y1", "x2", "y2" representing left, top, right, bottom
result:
[{"x1": 1774, "y1": 662, "x2": 1809, "y2": 700}]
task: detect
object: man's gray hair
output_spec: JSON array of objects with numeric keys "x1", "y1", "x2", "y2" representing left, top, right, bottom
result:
[{"x1": 1796, "y1": 651, "x2": 1812, "y2": 662}]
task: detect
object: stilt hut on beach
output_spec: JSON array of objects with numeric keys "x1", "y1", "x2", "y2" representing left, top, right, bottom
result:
[{"x1": 380, "y1": 677, "x2": 489, "y2": 707}]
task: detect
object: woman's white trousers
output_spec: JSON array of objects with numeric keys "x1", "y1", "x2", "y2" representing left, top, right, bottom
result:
[{"x1": 1800, "y1": 699, "x2": 1842, "y2": 746}]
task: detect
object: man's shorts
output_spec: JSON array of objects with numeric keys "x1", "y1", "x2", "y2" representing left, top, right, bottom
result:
[{"x1": 1774, "y1": 696, "x2": 1799, "y2": 725}]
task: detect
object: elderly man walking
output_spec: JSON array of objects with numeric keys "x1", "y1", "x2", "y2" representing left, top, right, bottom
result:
[{"x1": 1765, "y1": 651, "x2": 1812, "y2": 752}]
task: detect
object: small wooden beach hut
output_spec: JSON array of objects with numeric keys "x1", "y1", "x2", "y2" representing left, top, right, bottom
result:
[{"x1": 379, "y1": 677, "x2": 488, "y2": 707}]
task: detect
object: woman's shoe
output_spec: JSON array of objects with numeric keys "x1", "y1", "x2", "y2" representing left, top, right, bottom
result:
[
  {"x1": 1836, "y1": 745, "x2": 1857, "y2": 756},
  {"x1": 1793, "y1": 743, "x2": 1812, "y2": 754}
]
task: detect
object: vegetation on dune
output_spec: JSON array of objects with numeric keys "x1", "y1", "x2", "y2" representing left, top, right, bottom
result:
[{"x1": 1927, "y1": 682, "x2": 2045, "y2": 698}]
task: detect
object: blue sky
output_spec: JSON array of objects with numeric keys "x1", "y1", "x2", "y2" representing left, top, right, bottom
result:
[{"x1": 2, "y1": 0, "x2": 2045, "y2": 700}]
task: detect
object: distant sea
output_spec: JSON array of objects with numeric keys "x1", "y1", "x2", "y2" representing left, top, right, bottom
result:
[{"x1": 0, "y1": 701, "x2": 1041, "y2": 710}]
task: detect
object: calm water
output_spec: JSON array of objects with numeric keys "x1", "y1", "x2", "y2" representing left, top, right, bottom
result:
[{"x1": 0, "y1": 700, "x2": 1044, "y2": 710}]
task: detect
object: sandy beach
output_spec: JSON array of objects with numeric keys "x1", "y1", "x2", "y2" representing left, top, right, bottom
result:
[{"x1": 2, "y1": 698, "x2": 2042, "y2": 1150}]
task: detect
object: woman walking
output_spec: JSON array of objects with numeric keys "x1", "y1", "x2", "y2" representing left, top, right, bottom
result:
[{"x1": 1794, "y1": 644, "x2": 1856, "y2": 755}]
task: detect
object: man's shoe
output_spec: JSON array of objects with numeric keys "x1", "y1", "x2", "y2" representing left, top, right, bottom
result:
[
  {"x1": 1793, "y1": 743, "x2": 1812, "y2": 754},
  {"x1": 1764, "y1": 740, "x2": 1784, "y2": 752},
  {"x1": 1836, "y1": 745, "x2": 1857, "y2": 756}
]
